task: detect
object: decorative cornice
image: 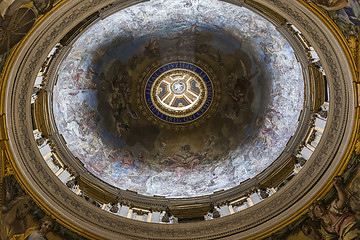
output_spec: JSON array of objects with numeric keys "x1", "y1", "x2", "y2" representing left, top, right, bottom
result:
[{"x1": 1, "y1": 0, "x2": 357, "y2": 239}]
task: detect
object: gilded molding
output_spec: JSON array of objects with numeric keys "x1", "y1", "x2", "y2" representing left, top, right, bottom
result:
[{"x1": 1, "y1": 0, "x2": 358, "y2": 239}]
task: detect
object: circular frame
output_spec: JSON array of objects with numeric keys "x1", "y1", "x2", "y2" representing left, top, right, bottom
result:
[
  {"x1": 2, "y1": 0, "x2": 357, "y2": 239},
  {"x1": 145, "y1": 61, "x2": 214, "y2": 124}
]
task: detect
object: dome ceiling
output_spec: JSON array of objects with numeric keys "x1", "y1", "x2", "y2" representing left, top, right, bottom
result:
[
  {"x1": 52, "y1": 0, "x2": 304, "y2": 197},
  {"x1": 3, "y1": 0, "x2": 358, "y2": 239}
]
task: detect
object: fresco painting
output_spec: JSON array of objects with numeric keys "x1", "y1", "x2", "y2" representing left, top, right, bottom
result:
[
  {"x1": 0, "y1": 0, "x2": 54, "y2": 55},
  {"x1": 0, "y1": 2, "x2": 87, "y2": 238},
  {"x1": 0, "y1": 0, "x2": 358, "y2": 239},
  {"x1": 1, "y1": 175, "x2": 88, "y2": 240},
  {"x1": 308, "y1": 0, "x2": 360, "y2": 39},
  {"x1": 265, "y1": 153, "x2": 360, "y2": 240},
  {"x1": 52, "y1": 0, "x2": 304, "y2": 198}
]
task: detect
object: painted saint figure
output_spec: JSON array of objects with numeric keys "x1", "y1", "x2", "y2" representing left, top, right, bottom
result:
[
  {"x1": 308, "y1": 176, "x2": 360, "y2": 239},
  {"x1": 315, "y1": 0, "x2": 360, "y2": 25}
]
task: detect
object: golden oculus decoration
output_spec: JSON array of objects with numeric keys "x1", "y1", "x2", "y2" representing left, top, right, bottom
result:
[{"x1": 144, "y1": 62, "x2": 214, "y2": 124}]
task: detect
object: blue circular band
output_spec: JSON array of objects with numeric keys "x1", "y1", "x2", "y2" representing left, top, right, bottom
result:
[{"x1": 145, "y1": 62, "x2": 214, "y2": 124}]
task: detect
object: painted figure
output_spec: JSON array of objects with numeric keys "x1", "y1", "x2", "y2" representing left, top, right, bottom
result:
[
  {"x1": 308, "y1": 176, "x2": 360, "y2": 240},
  {"x1": 315, "y1": 0, "x2": 360, "y2": 25},
  {"x1": 165, "y1": 145, "x2": 201, "y2": 173},
  {"x1": 0, "y1": 0, "x2": 54, "y2": 54},
  {"x1": 10, "y1": 216, "x2": 55, "y2": 240},
  {"x1": 2, "y1": 195, "x2": 33, "y2": 236},
  {"x1": 301, "y1": 218, "x2": 324, "y2": 240},
  {"x1": 349, "y1": 177, "x2": 360, "y2": 219},
  {"x1": 118, "y1": 150, "x2": 135, "y2": 168},
  {"x1": 109, "y1": 149, "x2": 135, "y2": 168},
  {"x1": 228, "y1": 67, "x2": 259, "y2": 103}
]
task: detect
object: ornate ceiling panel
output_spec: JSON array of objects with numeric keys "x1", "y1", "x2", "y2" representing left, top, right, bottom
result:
[
  {"x1": 0, "y1": 0, "x2": 357, "y2": 239},
  {"x1": 52, "y1": 0, "x2": 304, "y2": 197}
]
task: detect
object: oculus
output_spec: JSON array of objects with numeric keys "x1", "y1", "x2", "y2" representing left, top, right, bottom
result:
[{"x1": 145, "y1": 62, "x2": 214, "y2": 124}]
